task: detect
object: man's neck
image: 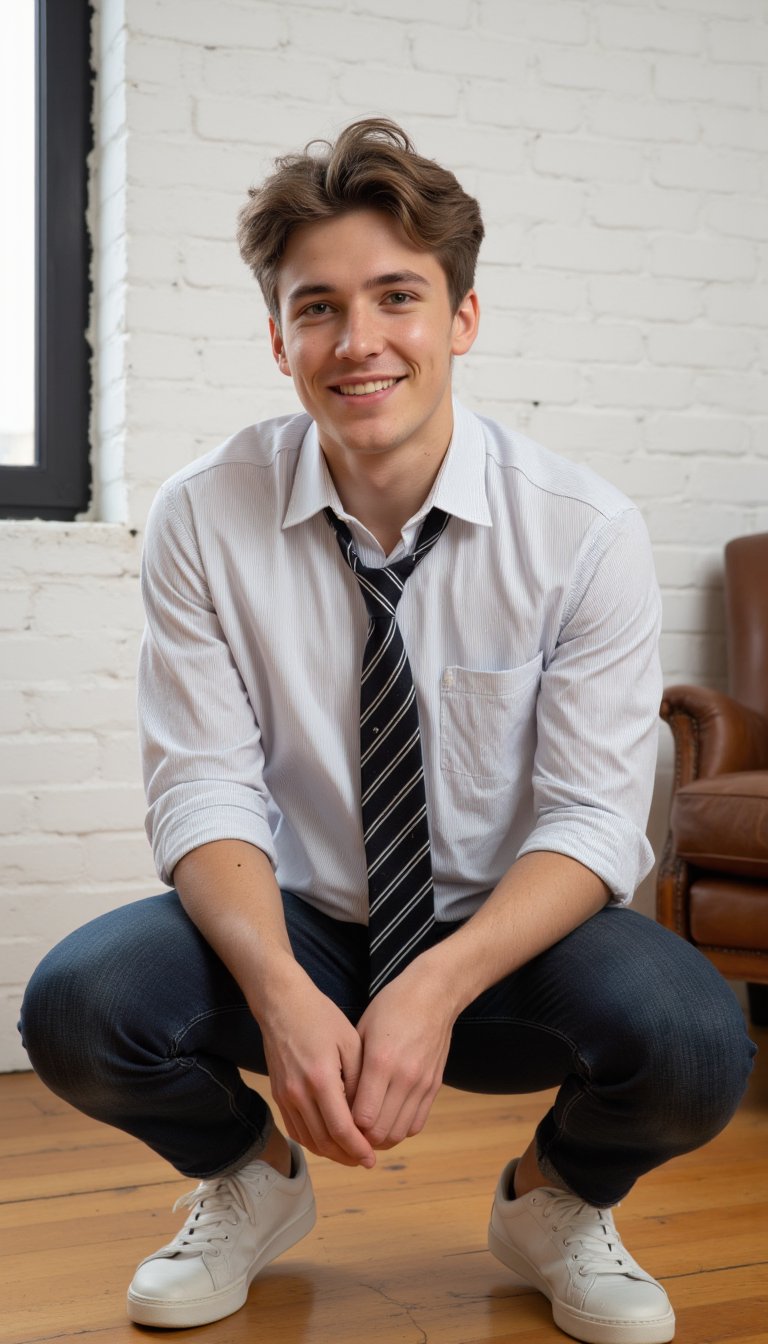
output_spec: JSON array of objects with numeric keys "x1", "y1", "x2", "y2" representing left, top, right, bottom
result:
[{"x1": 323, "y1": 441, "x2": 450, "y2": 556}]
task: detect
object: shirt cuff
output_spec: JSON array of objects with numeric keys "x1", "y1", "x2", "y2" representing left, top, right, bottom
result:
[
  {"x1": 516, "y1": 808, "x2": 655, "y2": 905},
  {"x1": 147, "y1": 783, "x2": 277, "y2": 886}
]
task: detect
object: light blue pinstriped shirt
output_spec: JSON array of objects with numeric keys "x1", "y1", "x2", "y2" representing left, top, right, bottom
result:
[{"x1": 138, "y1": 399, "x2": 662, "y2": 923}]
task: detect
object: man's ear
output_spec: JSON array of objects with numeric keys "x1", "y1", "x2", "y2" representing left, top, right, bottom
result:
[
  {"x1": 450, "y1": 289, "x2": 480, "y2": 358},
  {"x1": 269, "y1": 316, "x2": 292, "y2": 377}
]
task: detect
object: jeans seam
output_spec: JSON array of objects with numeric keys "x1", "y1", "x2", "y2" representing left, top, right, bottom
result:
[
  {"x1": 166, "y1": 1004, "x2": 268, "y2": 1170},
  {"x1": 455, "y1": 1016, "x2": 596, "y2": 1092},
  {"x1": 456, "y1": 1014, "x2": 586, "y2": 1066},
  {"x1": 455, "y1": 1014, "x2": 596, "y2": 1196},
  {"x1": 191, "y1": 1057, "x2": 264, "y2": 1139},
  {"x1": 170, "y1": 1002, "x2": 250, "y2": 1057}
]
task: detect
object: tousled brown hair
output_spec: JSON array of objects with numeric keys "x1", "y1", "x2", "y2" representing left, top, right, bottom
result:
[{"x1": 237, "y1": 118, "x2": 484, "y2": 321}]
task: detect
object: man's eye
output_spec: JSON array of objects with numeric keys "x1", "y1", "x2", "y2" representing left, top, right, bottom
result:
[
  {"x1": 386, "y1": 292, "x2": 411, "y2": 305},
  {"x1": 304, "y1": 302, "x2": 331, "y2": 316}
]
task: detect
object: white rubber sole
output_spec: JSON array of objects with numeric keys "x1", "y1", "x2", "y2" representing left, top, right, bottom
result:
[
  {"x1": 488, "y1": 1223, "x2": 676, "y2": 1344},
  {"x1": 127, "y1": 1201, "x2": 317, "y2": 1328}
]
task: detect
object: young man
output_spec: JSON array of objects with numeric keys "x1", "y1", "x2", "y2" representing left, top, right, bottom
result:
[{"x1": 21, "y1": 120, "x2": 754, "y2": 1344}]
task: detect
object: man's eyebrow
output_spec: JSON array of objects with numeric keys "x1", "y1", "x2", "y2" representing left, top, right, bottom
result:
[
  {"x1": 364, "y1": 271, "x2": 431, "y2": 290},
  {"x1": 286, "y1": 283, "x2": 336, "y2": 305},
  {"x1": 285, "y1": 271, "x2": 431, "y2": 306}
]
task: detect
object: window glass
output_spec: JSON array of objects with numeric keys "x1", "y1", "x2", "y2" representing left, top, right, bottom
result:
[{"x1": 0, "y1": 0, "x2": 36, "y2": 467}]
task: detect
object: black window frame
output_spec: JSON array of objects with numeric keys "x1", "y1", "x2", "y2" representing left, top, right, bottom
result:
[{"x1": 0, "y1": 0, "x2": 93, "y2": 520}]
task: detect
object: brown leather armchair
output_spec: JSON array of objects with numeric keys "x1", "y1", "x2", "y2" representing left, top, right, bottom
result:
[{"x1": 657, "y1": 532, "x2": 768, "y2": 1024}]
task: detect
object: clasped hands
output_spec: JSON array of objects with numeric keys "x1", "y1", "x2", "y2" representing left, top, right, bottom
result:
[{"x1": 260, "y1": 959, "x2": 458, "y2": 1170}]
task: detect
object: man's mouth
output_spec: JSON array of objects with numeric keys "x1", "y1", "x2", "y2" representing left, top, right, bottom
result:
[{"x1": 333, "y1": 377, "x2": 401, "y2": 397}]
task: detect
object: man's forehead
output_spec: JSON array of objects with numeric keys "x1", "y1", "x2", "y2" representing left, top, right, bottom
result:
[{"x1": 274, "y1": 209, "x2": 449, "y2": 310}]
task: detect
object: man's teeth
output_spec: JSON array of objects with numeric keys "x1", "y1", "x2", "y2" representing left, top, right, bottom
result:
[{"x1": 337, "y1": 379, "x2": 398, "y2": 395}]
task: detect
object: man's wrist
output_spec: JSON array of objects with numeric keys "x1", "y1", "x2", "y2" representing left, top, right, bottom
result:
[
  {"x1": 245, "y1": 949, "x2": 315, "y2": 1022},
  {"x1": 403, "y1": 939, "x2": 478, "y2": 1018}
]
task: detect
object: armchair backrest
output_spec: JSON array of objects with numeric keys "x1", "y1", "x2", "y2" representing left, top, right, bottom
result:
[{"x1": 725, "y1": 532, "x2": 768, "y2": 720}]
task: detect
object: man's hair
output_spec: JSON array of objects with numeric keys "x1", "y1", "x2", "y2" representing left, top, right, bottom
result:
[{"x1": 237, "y1": 117, "x2": 484, "y2": 321}]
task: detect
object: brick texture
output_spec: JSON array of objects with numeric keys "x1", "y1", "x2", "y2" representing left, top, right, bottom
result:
[{"x1": 1, "y1": 0, "x2": 767, "y2": 1067}]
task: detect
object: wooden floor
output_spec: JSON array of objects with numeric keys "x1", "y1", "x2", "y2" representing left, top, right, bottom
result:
[{"x1": 1, "y1": 1028, "x2": 766, "y2": 1344}]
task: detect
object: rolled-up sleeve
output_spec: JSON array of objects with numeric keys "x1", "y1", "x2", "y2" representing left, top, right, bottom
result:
[
  {"x1": 517, "y1": 506, "x2": 662, "y2": 902},
  {"x1": 138, "y1": 483, "x2": 277, "y2": 885}
]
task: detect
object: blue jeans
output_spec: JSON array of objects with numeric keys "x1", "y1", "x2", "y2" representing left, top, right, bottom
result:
[{"x1": 19, "y1": 891, "x2": 755, "y2": 1207}]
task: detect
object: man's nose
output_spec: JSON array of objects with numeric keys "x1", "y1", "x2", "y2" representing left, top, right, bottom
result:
[{"x1": 335, "y1": 305, "x2": 384, "y2": 361}]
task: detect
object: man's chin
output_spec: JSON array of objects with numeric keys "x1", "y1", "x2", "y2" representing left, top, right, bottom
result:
[{"x1": 319, "y1": 425, "x2": 409, "y2": 463}]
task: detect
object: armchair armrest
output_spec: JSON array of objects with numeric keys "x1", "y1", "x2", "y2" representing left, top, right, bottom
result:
[{"x1": 661, "y1": 684, "x2": 768, "y2": 786}]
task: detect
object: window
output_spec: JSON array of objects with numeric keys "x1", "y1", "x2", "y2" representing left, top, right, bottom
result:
[{"x1": 0, "y1": 0, "x2": 92, "y2": 520}]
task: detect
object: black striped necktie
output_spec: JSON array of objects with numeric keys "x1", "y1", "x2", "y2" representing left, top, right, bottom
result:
[{"x1": 325, "y1": 506, "x2": 450, "y2": 998}]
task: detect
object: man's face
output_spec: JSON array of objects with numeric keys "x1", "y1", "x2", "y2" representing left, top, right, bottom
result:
[{"x1": 270, "y1": 209, "x2": 479, "y2": 476}]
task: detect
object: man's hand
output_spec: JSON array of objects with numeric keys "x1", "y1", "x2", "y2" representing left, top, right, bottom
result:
[
  {"x1": 259, "y1": 975, "x2": 377, "y2": 1169},
  {"x1": 345, "y1": 853, "x2": 610, "y2": 1155},
  {"x1": 351, "y1": 960, "x2": 457, "y2": 1150}
]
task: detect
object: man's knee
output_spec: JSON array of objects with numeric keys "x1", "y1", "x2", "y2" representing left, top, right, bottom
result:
[
  {"x1": 20, "y1": 932, "x2": 104, "y2": 1099},
  {"x1": 565, "y1": 911, "x2": 753, "y2": 1124},
  {"x1": 20, "y1": 898, "x2": 164, "y2": 1102},
  {"x1": 598, "y1": 933, "x2": 755, "y2": 1143},
  {"x1": 656, "y1": 969, "x2": 755, "y2": 1141}
]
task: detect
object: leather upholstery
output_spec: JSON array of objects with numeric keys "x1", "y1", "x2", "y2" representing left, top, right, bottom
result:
[
  {"x1": 689, "y1": 878, "x2": 768, "y2": 952},
  {"x1": 657, "y1": 532, "x2": 768, "y2": 991},
  {"x1": 672, "y1": 773, "x2": 768, "y2": 878}
]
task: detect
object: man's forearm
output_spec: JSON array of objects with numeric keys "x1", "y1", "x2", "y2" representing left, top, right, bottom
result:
[
  {"x1": 413, "y1": 850, "x2": 610, "y2": 1018},
  {"x1": 174, "y1": 839, "x2": 377, "y2": 1168},
  {"x1": 173, "y1": 839, "x2": 306, "y2": 1015}
]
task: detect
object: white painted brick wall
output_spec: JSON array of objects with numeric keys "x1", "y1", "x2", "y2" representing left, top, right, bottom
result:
[{"x1": 2, "y1": 0, "x2": 767, "y2": 1067}]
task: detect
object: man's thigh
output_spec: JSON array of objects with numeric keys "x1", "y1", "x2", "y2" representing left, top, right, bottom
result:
[
  {"x1": 21, "y1": 888, "x2": 370, "y2": 1081},
  {"x1": 443, "y1": 905, "x2": 747, "y2": 1097}
]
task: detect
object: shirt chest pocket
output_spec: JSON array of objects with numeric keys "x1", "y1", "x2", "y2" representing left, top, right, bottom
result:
[{"x1": 439, "y1": 654, "x2": 544, "y2": 786}]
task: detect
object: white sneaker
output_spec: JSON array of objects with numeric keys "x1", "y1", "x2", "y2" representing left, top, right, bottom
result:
[
  {"x1": 127, "y1": 1142, "x2": 316, "y2": 1327},
  {"x1": 488, "y1": 1161, "x2": 675, "y2": 1344}
]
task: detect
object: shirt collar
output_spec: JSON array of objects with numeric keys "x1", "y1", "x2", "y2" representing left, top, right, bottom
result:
[
  {"x1": 430, "y1": 399, "x2": 492, "y2": 527},
  {"x1": 282, "y1": 420, "x2": 342, "y2": 529},
  {"x1": 282, "y1": 398, "x2": 493, "y2": 532}
]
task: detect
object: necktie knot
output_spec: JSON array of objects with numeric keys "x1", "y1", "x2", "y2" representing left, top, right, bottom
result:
[
  {"x1": 355, "y1": 563, "x2": 410, "y2": 622},
  {"x1": 324, "y1": 508, "x2": 448, "y2": 617}
]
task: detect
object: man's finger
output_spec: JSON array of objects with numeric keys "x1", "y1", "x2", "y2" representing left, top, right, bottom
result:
[
  {"x1": 408, "y1": 1087, "x2": 436, "y2": 1137},
  {"x1": 338, "y1": 1035, "x2": 364, "y2": 1107},
  {"x1": 350, "y1": 1070, "x2": 389, "y2": 1136},
  {"x1": 316, "y1": 1087, "x2": 376, "y2": 1167}
]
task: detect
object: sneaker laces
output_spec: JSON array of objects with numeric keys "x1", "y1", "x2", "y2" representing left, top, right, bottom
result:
[
  {"x1": 537, "y1": 1191, "x2": 643, "y2": 1279},
  {"x1": 164, "y1": 1171, "x2": 268, "y2": 1259}
]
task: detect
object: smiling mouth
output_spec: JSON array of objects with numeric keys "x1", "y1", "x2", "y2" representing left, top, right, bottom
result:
[{"x1": 332, "y1": 377, "x2": 402, "y2": 396}]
